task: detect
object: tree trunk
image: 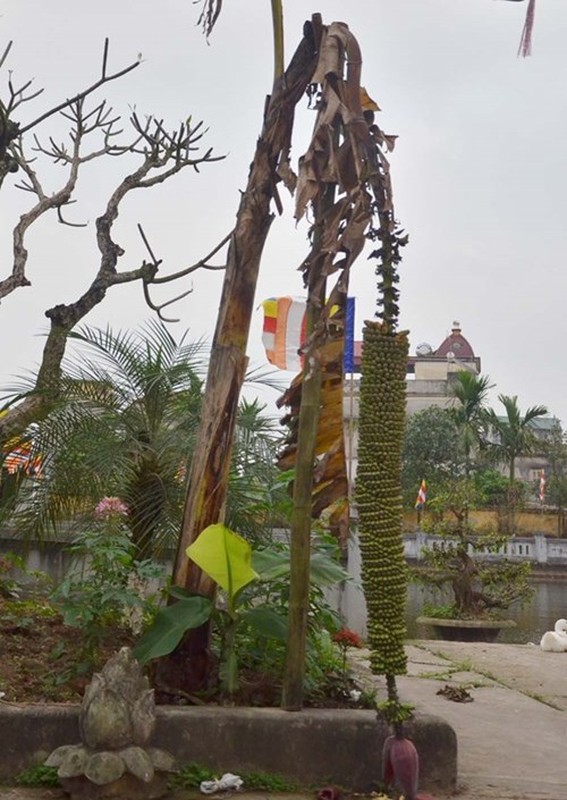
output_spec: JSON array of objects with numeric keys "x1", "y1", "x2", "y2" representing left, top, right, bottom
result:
[
  {"x1": 281, "y1": 329, "x2": 323, "y2": 710},
  {"x1": 172, "y1": 19, "x2": 320, "y2": 588},
  {"x1": 508, "y1": 456, "x2": 516, "y2": 533},
  {"x1": 159, "y1": 20, "x2": 321, "y2": 695},
  {"x1": 281, "y1": 177, "x2": 333, "y2": 708}
]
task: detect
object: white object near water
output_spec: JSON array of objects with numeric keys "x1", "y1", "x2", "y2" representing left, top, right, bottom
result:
[{"x1": 540, "y1": 618, "x2": 567, "y2": 652}]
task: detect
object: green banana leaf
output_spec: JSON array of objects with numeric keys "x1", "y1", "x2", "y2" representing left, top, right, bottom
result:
[
  {"x1": 310, "y1": 551, "x2": 350, "y2": 586},
  {"x1": 241, "y1": 606, "x2": 288, "y2": 641},
  {"x1": 187, "y1": 523, "x2": 258, "y2": 600},
  {"x1": 133, "y1": 595, "x2": 213, "y2": 664},
  {"x1": 252, "y1": 545, "x2": 350, "y2": 587},
  {"x1": 252, "y1": 548, "x2": 290, "y2": 580}
]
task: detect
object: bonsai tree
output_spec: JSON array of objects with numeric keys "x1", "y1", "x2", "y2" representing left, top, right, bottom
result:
[{"x1": 417, "y1": 479, "x2": 532, "y2": 619}]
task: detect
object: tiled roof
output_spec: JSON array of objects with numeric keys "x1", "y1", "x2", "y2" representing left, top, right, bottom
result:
[{"x1": 435, "y1": 321, "x2": 475, "y2": 359}]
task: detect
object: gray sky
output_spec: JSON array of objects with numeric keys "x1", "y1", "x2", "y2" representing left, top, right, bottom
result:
[{"x1": 2, "y1": 0, "x2": 567, "y2": 423}]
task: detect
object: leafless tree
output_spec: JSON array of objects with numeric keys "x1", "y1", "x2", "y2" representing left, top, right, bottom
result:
[
  {"x1": 0, "y1": 41, "x2": 226, "y2": 443},
  {"x1": 0, "y1": 38, "x2": 143, "y2": 189}
]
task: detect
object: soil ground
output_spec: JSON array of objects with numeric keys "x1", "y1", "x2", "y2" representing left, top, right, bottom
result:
[
  {"x1": 0, "y1": 785, "x2": 555, "y2": 800},
  {"x1": 0, "y1": 597, "x2": 365, "y2": 708},
  {"x1": 0, "y1": 597, "x2": 136, "y2": 703}
]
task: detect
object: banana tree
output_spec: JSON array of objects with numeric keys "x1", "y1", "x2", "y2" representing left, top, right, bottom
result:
[
  {"x1": 173, "y1": 5, "x2": 404, "y2": 709},
  {"x1": 170, "y1": 14, "x2": 319, "y2": 583},
  {"x1": 162, "y1": 8, "x2": 321, "y2": 697},
  {"x1": 136, "y1": 524, "x2": 281, "y2": 695},
  {"x1": 135, "y1": 522, "x2": 347, "y2": 698},
  {"x1": 280, "y1": 21, "x2": 396, "y2": 708}
]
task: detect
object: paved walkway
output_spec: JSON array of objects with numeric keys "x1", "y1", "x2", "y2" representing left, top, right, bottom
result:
[{"x1": 351, "y1": 639, "x2": 567, "y2": 799}]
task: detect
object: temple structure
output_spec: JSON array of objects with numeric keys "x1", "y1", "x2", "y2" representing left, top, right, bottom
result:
[
  {"x1": 346, "y1": 320, "x2": 555, "y2": 485},
  {"x1": 352, "y1": 320, "x2": 480, "y2": 415}
]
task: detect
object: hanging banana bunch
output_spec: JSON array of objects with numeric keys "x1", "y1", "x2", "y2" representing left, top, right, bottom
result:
[
  {"x1": 355, "y1": 118, "x2": 415, "y2": 795},
  {"x1": 356, "y1": 320, "x2": 408, "y2": 676},
  {"x1": 354, "y1": 75, "x2": 409, "y2": 679}
]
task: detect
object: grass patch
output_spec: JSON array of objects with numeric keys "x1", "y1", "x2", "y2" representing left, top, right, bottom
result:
[
  {"x1": 460, "y1": 679, "x2": 490, "y2": 689},
  {"x1": 523, "y1": 691, "x2": 562, "y2": 710},
  {"x1": 169, "y1": 762, "x2": 216, "y2": 789},
  {"x1": 417, "y1": 658, "x2": 475, "y2": 681},
  {"x1": 240, "y1": 771, "x2": 300, "y2": 792}
]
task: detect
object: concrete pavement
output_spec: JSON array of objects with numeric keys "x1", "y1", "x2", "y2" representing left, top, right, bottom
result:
[{"x1": 351, "y1": 639, "x2": 567, "y2": 799}]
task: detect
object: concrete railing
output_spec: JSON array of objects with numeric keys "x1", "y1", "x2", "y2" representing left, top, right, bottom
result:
[
  {"x1": 3, "y1": 529, "x2": 567, "y2": 588},
  {"x1": 404, "y1": 531, "x2": 567, "y2": 565},
  {"x1": 0, "y1": 704, "x2": 457, "y2": 792}
]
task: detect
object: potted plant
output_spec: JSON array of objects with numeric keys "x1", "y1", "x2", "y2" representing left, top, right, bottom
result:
[{"x1": 414, "y1": 479, "x2": 533, "y2": 642}]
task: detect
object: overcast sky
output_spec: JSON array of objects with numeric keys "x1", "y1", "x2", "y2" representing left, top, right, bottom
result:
[{"x1": 2, "y1": 0, "x2": 567, "y2": 424}]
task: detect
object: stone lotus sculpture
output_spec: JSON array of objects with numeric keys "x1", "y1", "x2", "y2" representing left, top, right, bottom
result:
[{"x1": 45, "y1": 647, "x2": 176, "y2": 799}]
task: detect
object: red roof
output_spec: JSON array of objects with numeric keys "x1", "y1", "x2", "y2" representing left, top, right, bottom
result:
[
  {"x1": 351, "y1": 321, "x2": 477, "y2": 373},
  {"x1": 435, "y1": 321, "x2": 476, "y2": 360}
]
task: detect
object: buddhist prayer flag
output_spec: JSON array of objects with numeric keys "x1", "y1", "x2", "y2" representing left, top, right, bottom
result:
[
  {"x1": 2, "y1": 444, "x2": 42, "y2": 476},
  {"x1": 539, "y1": 469, "x2": 546, "y2": 503},
  {"x1": 261, "y1": 296, "x2": 356, "y2": 373},
  {"x1": 415, "y1": 479, "x2": 427, "y2": 510},
  {"x1": 344, "y1": 296, "x2": 355, "y2": 373},
  {"x1": 261, "y1": 296, "x2": 307, "y2": 372}
]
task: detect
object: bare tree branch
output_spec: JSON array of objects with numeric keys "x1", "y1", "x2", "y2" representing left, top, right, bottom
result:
[
  {"x1": 0, "y1": 42, "x2": 13, "y2": 72},
  {"x1": 16, "y1": 39, "x2": 141, "y2": 137},
  {"x1": 0, "y1": 39, "x2": 141, "y2": 190},
  {"x1": 0, "y1": 100, "x2": 226, "y2": 443},
  {"x1": 1, "y1": 98, "x2": 225, "y2": 303},
  {"x1": 142, "y1": 281, "x2": 195, "y2": 324},
  {"x1": 137, "y1": 224, "x2": 230, "y2": 320},
  {"x1": 147, "y1": 229, "x2": 230, "y2": 284}
]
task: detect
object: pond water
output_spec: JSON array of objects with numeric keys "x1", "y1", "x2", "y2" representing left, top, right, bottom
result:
[
  {"x1": 4, "y1": 539, "x2": 566, "y2": 645},
  {"x1": 406, "y1": 579, "x2": 567, "y2": 644},
  {"x1": 337, "y1": 572, "x2": 567, "y2": 644},
  {"x1": 337, "y1": 538, "x2": 567, "y2": 643}
]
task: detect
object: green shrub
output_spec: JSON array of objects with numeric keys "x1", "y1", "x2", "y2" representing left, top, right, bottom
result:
[
  {"x1": 13, "y1": 764, "x2": 59, "y2": 787},
  {"x1": 51, "y1": 501, "x2": 165, "y2": 662}
]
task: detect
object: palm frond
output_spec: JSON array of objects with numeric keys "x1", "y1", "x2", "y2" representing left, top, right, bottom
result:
[
  {"x1": 244, "y1": 364, "x2": 287, "y2": 393},
  {"x1": 4, "y1": 320, "x2": 288, "y2": 557}
]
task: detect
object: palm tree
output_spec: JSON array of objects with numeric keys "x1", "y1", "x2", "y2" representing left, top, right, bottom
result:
[
  {"x1": 10, "y1": 322, "x2": 286, "y2": 559},
  {"x1": 450, "y1": 371, "x2": 493, "y2": 475},
  {"x1": 12, "y1": 321, "x2": 205, "y2": 559},
  {"x1": 485, "y1": 394, "x2": 548, "y2": 532},
  {"x1": 485, "y1": 395, "x2": 548, "y2": 484}
]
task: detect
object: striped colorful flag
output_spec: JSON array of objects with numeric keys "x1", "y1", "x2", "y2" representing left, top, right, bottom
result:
[
  {"x1": 539, "y1": 469, "x2": 546, "y2": 503},
  {"x1": 415, "y1": 479, "x2": 427, "y2": 510},
  {"x1": 2, "y1": 444, "x2": 42, "y2": 476},
  {"x1": 261, "y1": 296, "x2": 307, "y2": 372},
  {"x1": 261, "y1": 296, "x2": 355, "y2": 372}
]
